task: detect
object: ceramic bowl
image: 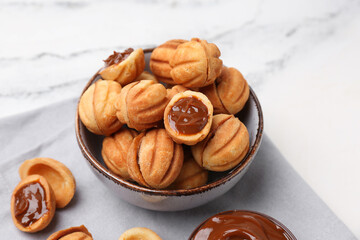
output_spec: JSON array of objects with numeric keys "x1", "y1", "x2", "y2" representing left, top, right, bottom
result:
[
  {"x1": 188, "y1": 210, "x2": 297, "y2": 239},
  {"x1": 75, "y1": 48, "x2": 264, "y2": 211}
]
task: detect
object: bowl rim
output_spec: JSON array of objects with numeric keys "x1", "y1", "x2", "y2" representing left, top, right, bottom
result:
[
  {"x1": 188, "y1": 210, "x2": 297, "y2": 240},
  {"x1": 75, "y1": 48, "x2": 264, "y2": 196}
]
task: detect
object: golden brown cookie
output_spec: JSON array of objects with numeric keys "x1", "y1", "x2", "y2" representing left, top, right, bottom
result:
[
  {"x1": 19, "y1": 157, "x2": 76, "y2": 208},
  {"x1": 166, "y1": 84, "x2": 188, "y2": 100},
  {"x1": 150, "y1": 39, "x2": 188, "y2": 85},
  {"x1": 119, "y1": 227, "x2": 162, "y2": 240},
  {"x1": 127, "y1": 129, "x2": 183, "y2": 189},
  {"x1": 169, "y1": 158, "x2": 208, "y2": 190},
  {"x1": 192, "y1": 114, "x2": 249, "y2": 171},
  {"x1": 135, "y1": 70, "x2": 158, "y2": 82},
  {"x1": 100, "y1": 48, "x2": 145, "y2": 86},
  {"x1": 47, "y1": 225, "x2": 93, "y2": 240},
  {"x1": 79, "y1": 80, "x2": 123, "y2": 136},
  {"x1": 115, "y1": 80, "x2": 168, "y2": 131},
  {"x1": 102, "y1": 127, "x2": 138, "y2": 180},
  {"x1": 164, "y1": 90, "x2": 213, "y2": 145},
  {"x1": 201, "y1": 66, "x2": 249, "y2": 114},
  {"x1": 11, "y1": 175, "x2": 56, "y2": 233},
  {"x1": 170, "y1": 38, "x2": 222, "y2": 88}
]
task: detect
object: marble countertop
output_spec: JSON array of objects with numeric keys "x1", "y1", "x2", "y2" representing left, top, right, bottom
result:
[{"x1": 1, "y1": 0, "x2": 359, "y2": 238}]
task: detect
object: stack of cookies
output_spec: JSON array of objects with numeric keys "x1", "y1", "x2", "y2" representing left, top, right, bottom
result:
[{"x1": 79, "y1": 38, "x2": 250, "y2": 190}]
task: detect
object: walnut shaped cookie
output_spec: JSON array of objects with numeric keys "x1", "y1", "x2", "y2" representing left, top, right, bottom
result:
[
  {"x1": 79, "y1": 80, "x2": 123, "y2": 136},
  {"x1": 135, "y1": 70, "x2": 158, "y2": 82},
  {"x1": 127, "y1": 129, "x2": 183, "y2": 189},
  {"x1": 100, "y1": 48, "x2": 145, "y2": 86},
  {"x1": 201, "y1": 66, "x2": 249, "y2": 115},
  {"x1": 150, "y1": 39, "x2": 188, "y2": 85},
  {"x1": 170, "y1": 38, "x2": 222, "y2": 88},
  {"x1": 192, "y1": 114, "x2": 249, "y2": 172},
  {"x1": 119, "y1": 227, "x2": 162, "y2": 240},
  {"x1": 102, "y1": 127, "x2": 138, "y2": 180},
  {"x1": 47, "y1": 225, "x2": 93, "y2": 240},
  {"x1": 115, "y1": 80, "x2": 169, "y2": 131},
  {"x1": 166, "y1": 84, "x2": 188, "y2": 100},
  {"x1": 169, "y1": 158, "x2": 208, "y2": 190}
]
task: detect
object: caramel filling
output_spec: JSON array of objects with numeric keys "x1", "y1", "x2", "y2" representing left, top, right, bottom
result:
[
  {"x1": 104, "y1": 48, "x2": 134, "y2": 67},
  {"x1": 14, "y1": 182, "x2": 48, "y2": 227},
  {"x1": 168, "y1": 97, "x2": 208, "y2": 135},
  {"x1": 192, "y1": 211, "x2": 293, "y2": 240}
]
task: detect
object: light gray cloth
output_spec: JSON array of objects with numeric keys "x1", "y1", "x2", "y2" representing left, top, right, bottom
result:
[{"x1": 0, "y1": 98, "x2": 356, "y2": 240}]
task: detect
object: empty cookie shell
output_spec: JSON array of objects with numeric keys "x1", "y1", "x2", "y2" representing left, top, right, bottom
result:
[
  {"x1": 11, "y1": 174, "x2": 56, "y2": 233},
  {"x1": 119, "y1": 227, "x2": 162, "y2": 240},
  {"x1": 164, "y1": 90, "x2": 213, "y2": 145},
  {"x1": 19, "y1": 157, "x2": 76, "y2": 208},
  {"x1": 47, "y1": 225, "x2": 93, "y2": 240}
]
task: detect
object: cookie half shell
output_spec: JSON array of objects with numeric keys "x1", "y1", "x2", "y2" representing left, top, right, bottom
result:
[
  {"x1": 19, "y1": 157, "x2": 76, "y2": 208},
  {"x1": 11, "y1": 175, "x2": 56, "y2": 233}
]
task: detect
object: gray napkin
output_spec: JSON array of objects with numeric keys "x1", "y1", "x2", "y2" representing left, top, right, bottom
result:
[{"x1": 0, "y1": 98, "x2": 356, "y2": 239}]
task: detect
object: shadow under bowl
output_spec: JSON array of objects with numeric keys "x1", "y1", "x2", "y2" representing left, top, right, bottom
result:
[{"x1": 75, "y1": 48, "x2": 264, "y2": 211}]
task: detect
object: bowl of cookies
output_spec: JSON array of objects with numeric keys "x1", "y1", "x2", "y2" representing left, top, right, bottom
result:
[{"x1": 75, "y1": 38, "x2": 263, "y2": 211}]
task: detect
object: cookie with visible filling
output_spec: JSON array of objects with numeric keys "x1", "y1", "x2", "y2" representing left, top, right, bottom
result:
[
  {"x1": 11, "y1": 175, "x2": 56, "y2": 233},
  {"x1": 100, "y1": 48, "x2": 145, "y2": 86},
  {"x1": 164, "y1": 90, "x2": 213, "y2": 145}
]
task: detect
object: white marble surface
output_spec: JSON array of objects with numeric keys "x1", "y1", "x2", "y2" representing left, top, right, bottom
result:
[{"x1": 1, "y1": 0, "x2": 359, "y2": 238}]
